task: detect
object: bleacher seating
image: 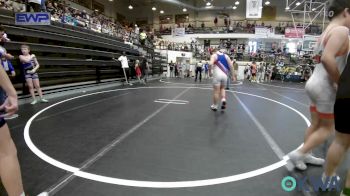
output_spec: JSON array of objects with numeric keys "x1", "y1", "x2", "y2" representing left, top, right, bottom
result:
[{"x1": 0, "y1": 9, "x2": 162, "y2": 97}]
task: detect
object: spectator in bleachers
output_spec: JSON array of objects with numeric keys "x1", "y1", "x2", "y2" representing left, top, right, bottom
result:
[
  {"x1": 140, "y1": 29, "x2": 147, "y2": 46},
  {"x1": 40, "y1": 0, "x2": 46, "y2": 11},
  {"x1": 1, "y1": 0, "x2": 25, "y2": 12},
  {"x1": 26, "y1": 0, "x2": 41, "y2": 12}
]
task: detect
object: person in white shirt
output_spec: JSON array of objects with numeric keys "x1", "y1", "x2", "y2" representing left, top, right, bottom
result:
[
  {"x1": 135, "y1": 24, "x2": 140, "y2": 35},
  {"x1": 116, "y1": 52, "x2": 132, "y2": 85}
]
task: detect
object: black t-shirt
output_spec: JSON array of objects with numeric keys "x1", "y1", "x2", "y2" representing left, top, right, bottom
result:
[{"x1": 337, "y1": 55, "x2": 350, "y2": 99}]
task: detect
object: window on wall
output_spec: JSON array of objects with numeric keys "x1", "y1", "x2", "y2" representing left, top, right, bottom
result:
[{"x1": 92, "y1": 0, "x2": 104, "y2": 13}]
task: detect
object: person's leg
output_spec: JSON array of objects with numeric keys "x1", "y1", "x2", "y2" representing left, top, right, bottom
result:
[
  {"x1": 26, "y1": 78, "x2": 36, "y2": 101},
  {"x1": 343, "y1": 171, "x2": 350, "y2": 195},
  {"x1": 226, "y1": 75, "x2": 230, "y2": 90},
  {"x1": 32, "y1": 78, "x2": 44, "y2": 99},
  {"x1": 324, "y1": 132, "x2": 350, "y2": 177},
  {"x1": 220, "y1": 78, "x2": 228, "y2": 110},
  {"x1": 289, "y1": 106, "x2": 327, "y2": 169},
  {"x1": 289, "y1": 115, "x2": 333, "y2": 170},
  {"x1": 41, "y1": 0, "x2": 46, "y2": 12},
  {"x1": 220, "y1": 85, "x2": 226, "y2": 101},
  {"x1": 195, "y1": 68, "x2": 198, "y2": 82},
  {"x1": 138, "y1": 76, "x2": 142, "y2": 83},
  {"x1": 0, "y1": 123, "x2": 24, "y2": 196},
  {"x1": 126, "y1": 68, "x2": 131, "y2": 81},
  {"x1": 145, "y1": 69, "x2": 148, "y2": 83},
  {"x1": 122, "y1": 68, "x2": 128, "y2": 84},
  {"x1": 304, "y1": 108, "x2": 320, "y2": 143},
  {"x1": 211, "y1": 84, "x2": 220, "y2": 111},
  {"x1": 199, "y1": 68, "x2": 202, "y2": 82},
  {"x1": 299, "y1": 117, "x2": 334, "y2": 155}
]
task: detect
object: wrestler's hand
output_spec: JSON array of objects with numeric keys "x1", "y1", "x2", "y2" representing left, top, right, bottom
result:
[{"x1": 0, "y1": 95, "x2": 18, "y2": 118}]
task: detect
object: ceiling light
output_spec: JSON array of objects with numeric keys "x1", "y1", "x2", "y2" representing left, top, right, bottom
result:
[
  {"x1": 152, "y1": 6, "x2": 156, "y2": 11},
  {"x1": 285, "y1": 6, "x2": 290, "y2": 10},
  {"x1": 128, "y1": 5, "x2": 133, "y2": 9},
  {"x1": 265, "y1": 1, "x2": 270, "y2": 5},
  {"x1": 183, "y1": 8, "x2": 187, "y2": 12},
  {"x1": 109, "y1": 0, "x2": 113, "y2": 1},
  {"x1": 206, "y1": 2, "x2": 211, "y2": 6},
  {"x1": 167, "y1": 17, "x2": 170, "y2": 20},
  {"x1": 232, "y1": 6, "x2": 237, "y2": 9},
  {"x1": 160, "y1": 10, "x2": 164, "y2": 14},
  {"x1": 235, "y1": 1, "x2": 240, "y2": 5},
  {"x1": 296, "y1": 2, "x2": 301, "y2": 6},
  {"x1": 312, "y1": 8, "x2": 316, "y2": 11}
]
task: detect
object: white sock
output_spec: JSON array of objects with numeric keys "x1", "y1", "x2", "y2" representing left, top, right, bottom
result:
[{"x1": 20, "y1": 192, "x2": 25, "y2": 196}]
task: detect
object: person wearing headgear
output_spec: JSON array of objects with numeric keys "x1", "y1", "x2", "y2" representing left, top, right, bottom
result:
[{"x1": 209, "y1": 47, "x2": 235, "y2": 111}]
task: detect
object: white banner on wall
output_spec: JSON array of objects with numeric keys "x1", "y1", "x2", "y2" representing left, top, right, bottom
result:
[
  {"x1": 173, "y1": 28, "x2": 186, "y2": 37},
  {"x1": 255, "y1": 27, "x2": 274, "y2": 38},
  {"x1": 246, "y1": 0, "x2": 262, "y2": 18},
  {"x1": 302, "y1": 35, "x2": 320, "y2": 51}
]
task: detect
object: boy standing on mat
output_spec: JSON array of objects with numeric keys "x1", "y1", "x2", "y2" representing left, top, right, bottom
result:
[{"x1": 209, "y1": 48, "x2": 235, "y2": 111}]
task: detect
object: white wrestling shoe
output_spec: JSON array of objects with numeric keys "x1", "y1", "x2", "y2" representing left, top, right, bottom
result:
[
  {"x1": 210, "y1": 104, "x2": 218, "y2": 111},
  {"x1": 288, "y1": 150, "x2": 307, "y2": 170},
  {"x1": 304, "y1": 153, "x2": 325, "y2": 166}
]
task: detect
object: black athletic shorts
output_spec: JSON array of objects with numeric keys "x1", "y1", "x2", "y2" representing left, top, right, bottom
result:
[{"x1": 334, "y1": 98, "x2": 350, "y2": 134}]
